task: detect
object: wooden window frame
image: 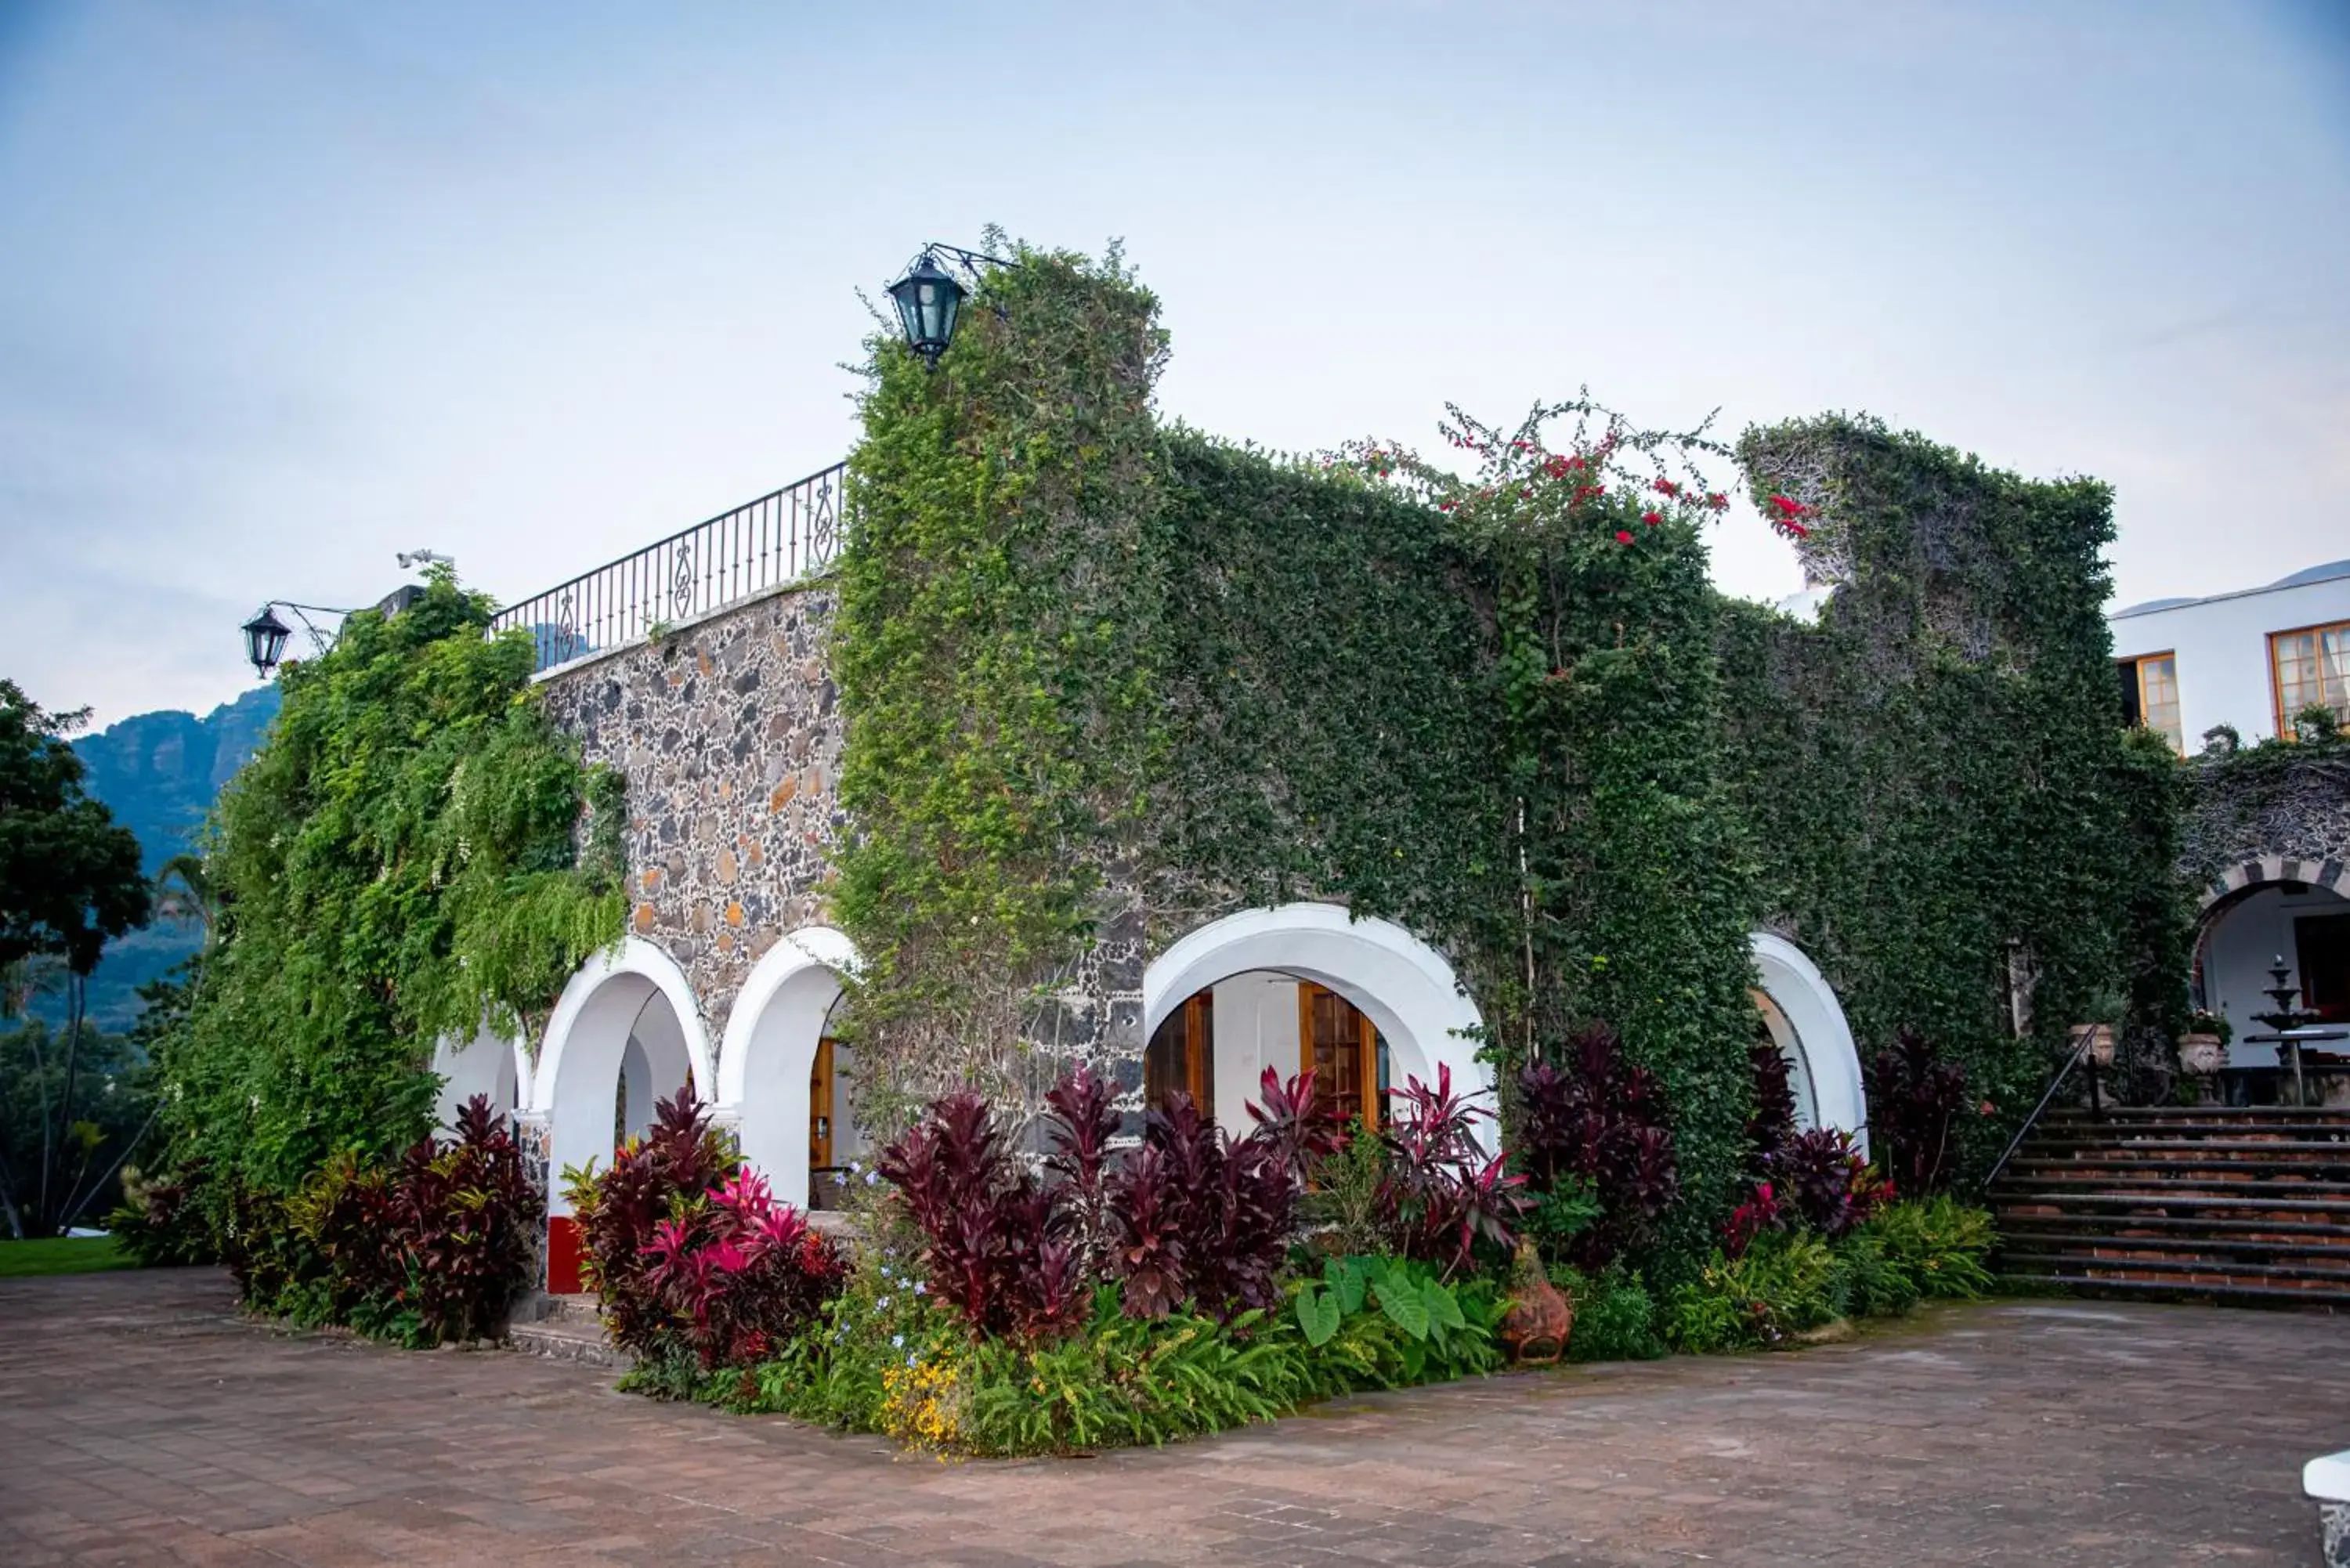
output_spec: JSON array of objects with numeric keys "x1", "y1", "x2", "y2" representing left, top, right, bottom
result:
[
  {"x1": 1297, "y1": 981, "x2": 1380, "y2": 1133},
  {"x1": 2119, "y1": 650, "x2": 2183, "y2": 753},
  {"x1": 2270, "y1": 620, "x2": 2350, "y2": 740}
]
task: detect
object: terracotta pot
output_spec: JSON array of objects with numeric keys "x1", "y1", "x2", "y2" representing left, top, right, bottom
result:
[
  {"x1": 2178, "y1": 1034, "x2": 2225, "y2": 1077},
  {"x1": 1500, "y1": 1241, "x2": 1574, "y2": 1365},
  {"x1": 2070, "y1": 1022, "x2": 2117, "y2": 1069}
]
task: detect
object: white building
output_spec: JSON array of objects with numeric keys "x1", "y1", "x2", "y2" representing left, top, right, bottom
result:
[
  {"x1": 2108, "y1": 559, "x2": 2350, "y2": 751},
  {"x1": 2107, "y1": 560, "x2": 2350, "y2": 1075}
]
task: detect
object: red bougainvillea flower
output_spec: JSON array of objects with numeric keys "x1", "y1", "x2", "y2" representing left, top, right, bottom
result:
[
  {"x1": 1708, "y1": 492, "x2": 1730, "y2": 511},
  {"x1": 1768, "y1": 493, "x2": 1813, "y2": 518},
  {"x1": 1614, "y1": 529, "x2": 1635, "y2": 545},
  {"x1": 1641, "y1": 510, "x2": 1662, "y2": 526},
  {"x1": 1437, "y1": 500, "x2": 1455, "y2": 512},
  {"x1": 1782, "y1": 519, "x2": 1811, "y2": 539},
  {"x1": 1543, "y1": 454, "x2": 1574, "y2": 479},
  {"x1": 1654, "y1": 479, "x2": 1679, "y2": 497}
]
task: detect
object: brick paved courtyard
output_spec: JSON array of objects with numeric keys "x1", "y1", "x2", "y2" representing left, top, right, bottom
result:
[{"x1": 3, "y1": 1269, "x2": 2345, "y2": 1567}]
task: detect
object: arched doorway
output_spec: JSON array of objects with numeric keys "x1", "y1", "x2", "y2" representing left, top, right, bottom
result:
[
  {"x1": 1142, "y1": 903, "x2": 1490, "y2": 1147},
  {"x1": 715, "y1": 926, "x2": 861, "y2": 1211},
  {"x1": 429, "y1": 1023, "x2": 523, "y2": 1129},
  {"x1": 2193, "y1": 874, "x2": 2350, "y2": 1072},
  {"x1": 531, "y1": 937, "x2": 712, "y2": 1216},
  {"x1": 1749, "y1": 932, "x2": 1867, "y2": 1156}
]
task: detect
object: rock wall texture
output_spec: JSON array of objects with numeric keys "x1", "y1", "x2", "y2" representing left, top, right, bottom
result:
[
  {"x1": 538, "y1": 584, "x2": 844, "y2": 1037},
  {"x1": 2182, "y1": 751, "x2": 2350, "y2": 906}
]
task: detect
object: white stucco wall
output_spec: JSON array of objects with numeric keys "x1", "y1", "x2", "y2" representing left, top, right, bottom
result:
[{"x1": 2110, "y1": 569, "x2": 2350, "y2": 744}]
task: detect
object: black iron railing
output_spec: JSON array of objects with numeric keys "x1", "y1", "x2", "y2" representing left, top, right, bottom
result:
[{"x1": 491, "y1": 461, "x2": 848, "y2": 672}]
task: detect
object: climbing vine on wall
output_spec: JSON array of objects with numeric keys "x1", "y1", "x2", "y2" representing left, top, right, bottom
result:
[
  {"x1": 154, "y1": 569, "x2": 626, "y2": 1216},
  {"x1": 829, "y1": 241, "x2": 1170, "y2": 1132},
  {"x1": 1718, "y1": 415, "x2": 2162, "y2": 1169}
]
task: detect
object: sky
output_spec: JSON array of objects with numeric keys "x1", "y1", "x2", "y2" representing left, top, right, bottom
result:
[{"x1": 2, "y1": 0, "x2": 2345, "y2": 727}]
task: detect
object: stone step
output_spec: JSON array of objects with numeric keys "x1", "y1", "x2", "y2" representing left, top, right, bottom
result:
[
  {"x1": 1996, "y1": 1169, "x2": 2350, "y2": 1196},
  {"x1": 505, "y1": 1313, "x2": 630, "y2": 1371},
  {"x1": 2001, "y1": 1271, "x2": 2350, "y2": 1311},
  {"x1": 1994, "y1": 1190, "x2": 2350, "y2": 1223},
  {"x1": 1998, "y1": 1212, "x2": 2350, "y2": 1248},
  {"x1": 2012, "y1": 1139, "x2": 2350, "y2": 1162},
  {"x1": 2001, "y1": 1246, "x2": 2350, "y2": 1286}
]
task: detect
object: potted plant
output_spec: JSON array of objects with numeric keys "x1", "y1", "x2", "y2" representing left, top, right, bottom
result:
[
  {"x1": 2069, "y1": 988, "x2": 2124, "y2": 1069},
  {"x1": 2179, "y1": 1010, "x2": 2231, "y2": 1078}
]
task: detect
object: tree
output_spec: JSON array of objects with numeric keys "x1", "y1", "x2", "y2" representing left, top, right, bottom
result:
[{"x1": 0, "y1": 681, "x2": 153, "y2": 1236}]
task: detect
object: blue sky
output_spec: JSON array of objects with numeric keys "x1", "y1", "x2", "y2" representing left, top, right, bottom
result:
[{"x1": 3, "y1": 0, "x2": 2345, "y2": 724}]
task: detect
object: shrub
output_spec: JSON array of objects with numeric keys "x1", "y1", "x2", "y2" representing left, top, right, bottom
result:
[
  {"x1": 279, "y1": 1151, "x2": 400, "y2": 1323},
  {"x1": 880, "y1": 1064, "x2": 1303, "y2": 1337},
  {"x1": 107, "y1": 1160, "x2": 217, "y2": 1267},
  {"x1": 561, "y1": 1089, "x2": 739, "y2": 1357},
  {"x1": 1513, "y1": 1024, "x2": 1679, "y2": 1270},
  {"x1": 1745, "y1": 1036, "x2": 1797, "y2": 1175},
  {"x1": 1667, "y1": 1230, "x2": 1842, "y2": 1353},
  {"x1": 1284, "y1": 1253, "x2": 1504, "y2": 1389},
  {"x1": 1300, "y1": 1115, "x2": 1390, "y2": 1256},
  {"x1": 1867, "y1": 1030, "x2": 1968, "y2": 1196},
  {"x1": 1829, "y1": 1229, "x2": 1921, "y2": 1319},
  {"x1": 642, "y1": 1169, "x2": 848, "y2": 1369},
  {"x1": 1766, "y1": 1127, "x2": 1889, "y2": 1238},
  {"x1": 1859, "y1": 1195, "x2": 1996, "y2": 1300},
  {"x1": 1379, "y1": 1065, "x2": 1520, "y2": 1278},
  {"x1": 1546, "y1": 1260, "x2": 1667, "y2": 1362},
  {"x1": 877, "y1": 1086, "x2": 1083, "y2": 1340},
  {"x1": 389, "y1": 1095, "x2": 544, "y2": 1344}
]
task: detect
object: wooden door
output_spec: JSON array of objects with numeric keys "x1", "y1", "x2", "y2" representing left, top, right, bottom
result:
[
  {"x1": 1144, "y1": 991, "x2": 1216, "y2": 1115},
  {"x1": 809, "y1": 1037, "x2": 835, "y2": 1172},
  {"x1": 1299, "y1": 982, "x2": 1380, "y2": 1132}
]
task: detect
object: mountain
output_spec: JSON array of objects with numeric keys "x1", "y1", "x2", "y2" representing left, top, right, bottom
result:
[{"x1": 48, "y1": 685, "x2": 280, "y2": 1029}]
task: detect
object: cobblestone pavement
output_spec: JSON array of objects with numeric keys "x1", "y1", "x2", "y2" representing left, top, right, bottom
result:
[{"x1": 4, "y1": 1269, "x2": 2346, "y2": 1567}]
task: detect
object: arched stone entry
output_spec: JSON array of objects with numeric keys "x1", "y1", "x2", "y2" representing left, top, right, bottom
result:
[
  {"x1": 429, "y1": 1024, "x2": 522, "y2": 1129},
  {"x1": 530, "y1": 937, "x2": 713, "y2": 1218},
  {"x1": 1143, "y1": 903, "x2": 1491, "y2": 1148},
  {"x1": 2193, "y1": 871, "x2": 2350, "y2": 1064},
  {"x1": 1749, "y1": 932, "x2": 1867, "y2": 1157},
  {"x1": 714, "y1": 926, "x2": 860, "y2": 1211}
]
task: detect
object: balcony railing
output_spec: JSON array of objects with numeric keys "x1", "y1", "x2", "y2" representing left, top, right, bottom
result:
[{"x1": 491, "y1": 461, "x2": 848, "y2": 674}]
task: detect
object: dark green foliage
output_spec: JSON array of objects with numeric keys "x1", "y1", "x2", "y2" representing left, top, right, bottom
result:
[
  {"x1": 236, "y1": 1097, "x2": 541, "y2": 1345},
  {"x1": 1866, "y1": 1030, "x2": 1969, "y2": 1195},
  {"x1": 1721, "y1": 415, "x2": 2159, "y2": 1180},
  {"x1": 0, "y1": 1016, "x2": 154, "y2": 1237},
  {"x1": 830, "y1": 240, "x2": 1170, "y2": 1122},
  {"x1": 155, "y1": 569, "x2": 623, "y2": 1255},
  {"x1": 0, "y1": 681, "x2": 150, "y2": 976},
  {"x1": 1857, "y1": 1194, "x2": 1996, "y2": 1300},
  {"x1": 1546, "y1": 1260, "x2": 1668, "y2": 1362}
]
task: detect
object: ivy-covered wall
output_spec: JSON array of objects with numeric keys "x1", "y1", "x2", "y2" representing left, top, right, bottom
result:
[{"x1": 1717, "y1": 416, "x2": 2172, "y2": 1165}]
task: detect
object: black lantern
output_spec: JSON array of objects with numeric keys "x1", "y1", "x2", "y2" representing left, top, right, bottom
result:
[
  {"x1": 887, "y1": 251, "x2": 965, "y2": 367},
  {"x1": 241, "y1": 605, "x2": 292, "y2": 677}
]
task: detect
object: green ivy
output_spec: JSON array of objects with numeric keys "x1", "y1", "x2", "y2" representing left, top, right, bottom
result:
[
  {"x1": 829, "y1": 240, "x2": 1170, "y2": 1127},
  {"x1": 1720, "y1": 414, "x2": 2169, "y2": 1167},
  {"x1": 155, "y1": 571, "x2": 624, "y2": 1216}
]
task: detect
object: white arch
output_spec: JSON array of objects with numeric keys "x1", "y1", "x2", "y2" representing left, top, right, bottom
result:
[
  {"x1": 715, "y1": 926, "x2": 859, "y2": 1209},
  {"x1": 531, "y1": 937, "x2": 714, "y2": 1215},
  {"x1": 429, "y1": 1024, "x2": 525, "y2": 1129},
  {"x1": 1750, "y1": 932, "x2": 1867, "y2": 1158},
  {"x1": 1145, "y1": 902, "x2": 1492, "y2": 1149}
]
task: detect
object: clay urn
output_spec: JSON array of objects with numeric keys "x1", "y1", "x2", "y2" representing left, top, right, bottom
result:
[
  {"x1": 1499, "y1": 1241, "x2": 1574, "y2": 1366},
  {"x1": 2069, "y1": 1022, "x2": 2117, "y2": 1069}
]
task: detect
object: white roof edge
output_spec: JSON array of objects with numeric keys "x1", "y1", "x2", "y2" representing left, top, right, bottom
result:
[{"x1": 2111, "y1": 562, "x2": 2350, "y2": 621}]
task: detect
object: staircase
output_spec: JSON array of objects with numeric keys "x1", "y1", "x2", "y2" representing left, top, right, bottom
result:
[
  {"x1": 1989, "y1": 1105, "x2": 2350, "y2": 1310},
  {"x1": 504, "y1": 1292, "x2": 631, "y2": 1369}
]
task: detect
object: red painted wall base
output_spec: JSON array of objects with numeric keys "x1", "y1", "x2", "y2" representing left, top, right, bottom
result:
[{"x1": 546, "y1": 1215, "x2": 585, "y2": 1295}]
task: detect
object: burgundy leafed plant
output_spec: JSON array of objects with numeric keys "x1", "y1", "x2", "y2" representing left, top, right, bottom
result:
[
  {"x1": 1513, "y1": 1024, "x2": 1679, "y2": 1269},
  {"x1": 389, "y1": 1094, "x2": 544, "y2": 1343},
  {"x1": 640, "y1": 1168, "x2": 847, "y2": 1367},
  {"x1": 1766, "y1": 1127, "x2": 1888, "y2": 1239},
  {"x1": 1866, "y1": 1029, "x2": 1967, "y2": 1196},
  {"x1": 1379, "y1": 1064, "x2": 1521, "y2": 1279},
  {"x1": 560, "y1": 1089, "x2": 738, "y2": 1357}
]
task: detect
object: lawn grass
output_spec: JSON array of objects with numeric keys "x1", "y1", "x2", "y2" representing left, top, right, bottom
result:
[{"x1": 0, "y1": 1235, "x2": 139, "y2": 1278}]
